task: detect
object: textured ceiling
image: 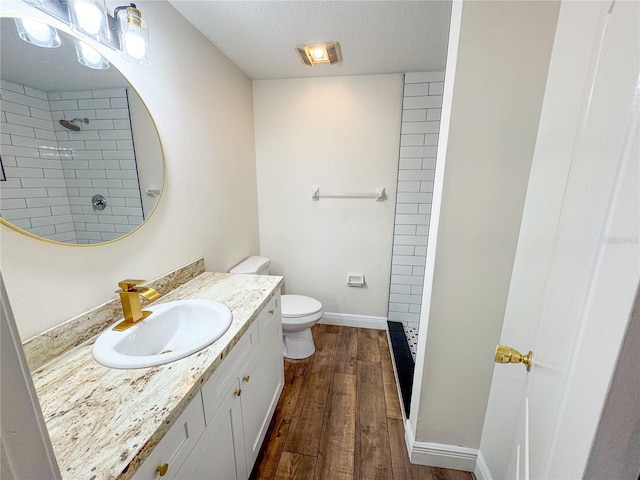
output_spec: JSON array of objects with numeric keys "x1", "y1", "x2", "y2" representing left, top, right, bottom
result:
[{"x1": 168, "y1": 0, "x2": 452, "y2": 80}]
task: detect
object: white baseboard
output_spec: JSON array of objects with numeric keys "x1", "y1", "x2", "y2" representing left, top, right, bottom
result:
[
  {"x1": 319, "y1": 312, "x2": 387, "y2": 330},
  {"x1": 404, "y1": 420, "x2": 478, "y2": 472},
  {"x1": 474, "y1": 450, "x2": 493, "y2": 480}
]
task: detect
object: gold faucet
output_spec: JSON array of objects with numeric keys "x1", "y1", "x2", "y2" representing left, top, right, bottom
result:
[{"x1": 113, "y1": 280, "x2": 161, "y2": 331}]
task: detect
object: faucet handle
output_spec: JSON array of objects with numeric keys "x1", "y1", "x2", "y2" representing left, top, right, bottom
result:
[{"x1": 118, "y1": 279, "x2": 147, "y2": 292}]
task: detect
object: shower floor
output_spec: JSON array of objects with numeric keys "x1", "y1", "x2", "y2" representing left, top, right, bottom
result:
[
  {"x1": 403, "y1": 325, "x2": 419, "y2": 362},
  {"x1": 387, "y1": 321, "x2": 415, "y2": 416}
]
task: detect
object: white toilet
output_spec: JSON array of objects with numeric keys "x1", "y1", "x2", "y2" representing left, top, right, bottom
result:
[{"x1": 229, "y1": 256, "x2": 323, "y2": 359}]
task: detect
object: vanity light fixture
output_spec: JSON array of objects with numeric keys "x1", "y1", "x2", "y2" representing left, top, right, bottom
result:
[
  {"x1": 19, "y1": 0, "x2": 151, "y2": 66},
  {"x1": 14, "y1": 18, "x2": 61, "y2": 48},
  {"x1": 74, "y1": 38, "x2": 109, "y2": 69},
  {"x1": 295, "y1": 42, "x2": 342, "y2": 66},
  {"x1": 114, "y1": 3, "x2": 150, "y2": 65}
]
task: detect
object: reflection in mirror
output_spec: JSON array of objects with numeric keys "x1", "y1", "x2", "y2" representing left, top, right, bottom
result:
[{"x1": 0, "y1": 17, "x2": 163, "y2": 245}]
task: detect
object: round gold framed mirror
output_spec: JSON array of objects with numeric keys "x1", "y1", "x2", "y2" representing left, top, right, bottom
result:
[{"x1": 0, "y1": 16, "x2": 164, "y2": 246}]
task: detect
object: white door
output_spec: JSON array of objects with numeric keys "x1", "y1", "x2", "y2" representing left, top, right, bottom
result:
[{"x1": 479, "y1": 1, "x2": 640, "y2": 479}]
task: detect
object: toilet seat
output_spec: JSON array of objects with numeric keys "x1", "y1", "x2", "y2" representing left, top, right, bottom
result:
[
  {"x1": 281, "y1": 295, "x2": 322, "y2": 318},
  {"x1": 281, "y1": 310, "x2": 324, "y2": 326}
]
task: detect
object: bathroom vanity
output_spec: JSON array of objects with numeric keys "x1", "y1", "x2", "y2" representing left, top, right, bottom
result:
[
  {"x1": 29, "y1": 272, "x2": 284, "y2": 480},
  {"x1": 132, "y1": 289, "x2": 282, "y2": 479}
]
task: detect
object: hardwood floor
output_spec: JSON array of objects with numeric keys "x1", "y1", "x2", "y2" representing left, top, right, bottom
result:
[{"x1": 249, "y1": 324, "x2": 476, "y2": 480}]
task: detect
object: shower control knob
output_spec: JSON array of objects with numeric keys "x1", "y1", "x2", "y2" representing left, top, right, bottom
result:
[{"x1": 92, "y1": 194, "x2": 106, "y2": 211}]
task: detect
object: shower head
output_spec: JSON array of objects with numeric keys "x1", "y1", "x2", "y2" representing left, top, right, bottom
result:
[{"x1": 59, "y1": 118, "x2": 90, "y2": 131}]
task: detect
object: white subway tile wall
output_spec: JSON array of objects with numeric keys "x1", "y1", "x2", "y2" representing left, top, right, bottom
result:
[
  {"x1": 388, "y1": 72, "x2": 444, "y2": 328},
  {"x1": 0, "y1": 79, "x2": 143, "y2": 243}
]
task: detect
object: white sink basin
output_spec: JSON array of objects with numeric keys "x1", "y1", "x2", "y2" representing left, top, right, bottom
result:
[{"x1": 93, "y1": 299, "x2": 233, "y2": 369}]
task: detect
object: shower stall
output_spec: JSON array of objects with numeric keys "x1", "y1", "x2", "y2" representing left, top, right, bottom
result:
[{"x1": 387, "y1": 71, "x2": 445, "y2": 415}]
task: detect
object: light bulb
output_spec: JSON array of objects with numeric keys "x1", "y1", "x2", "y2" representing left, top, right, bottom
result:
[
  {"x1": 80, "y1": 43, "x2": 102, "y2": 64},
  {"x1": 311, "y1": 48, "x2": 326, "y2": 61},
  {"x1": 124, "y1": 27, "x2": 146, "y2": 60},
  {"x1": 68, "y1": 0, "x2": 105, "y2": 37},
  {"x1": 75, "y1": 39, "x2": 109, "y2": 69},
  {"x1": 75, "y1": 2, "x2": 102, "y2": 34},
  {"x1": 15, "y1": 19, "x2": 60, "y2": 48},
  {"x1": 21, "y1": 20, "x2": 52, "y2": 42}
]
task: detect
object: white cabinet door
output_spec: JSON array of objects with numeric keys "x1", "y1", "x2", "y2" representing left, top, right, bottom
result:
[
  {"x1": 241, "y1": 322, "x2": 284, "y2": 472},
  {"x1": 175, "y1": 380, "x2": 247, "y2": 480},
  {"x1": 131, "y1": 393, "x2": 205, "y2": 480}
]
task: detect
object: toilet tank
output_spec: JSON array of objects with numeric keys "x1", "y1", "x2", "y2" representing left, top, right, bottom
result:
[{"x1": 229, "y1": 256, "x2": 271, "y2": 275}]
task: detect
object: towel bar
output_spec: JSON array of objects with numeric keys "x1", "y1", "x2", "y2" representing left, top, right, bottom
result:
[{"x1": 311, "y1": 187, "x2": 385, "y2": 202}]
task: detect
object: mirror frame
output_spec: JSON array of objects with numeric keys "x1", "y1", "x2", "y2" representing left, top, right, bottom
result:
[{"x1": 0, "y1": 14, "x2": 165, "y2": 247}]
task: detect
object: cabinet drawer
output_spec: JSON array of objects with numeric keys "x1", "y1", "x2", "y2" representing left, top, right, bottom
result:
[
  {"x1": 201, "y1": 321, "x2": 258, "y2": 424},
  {"x1": 257, "y1": 291, "x2": 281, "y2": 339},
  {"x1": 131, "y1": 393, "x2": 205, "y2": 480}
]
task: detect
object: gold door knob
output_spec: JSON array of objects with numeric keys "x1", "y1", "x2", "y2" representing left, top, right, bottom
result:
[
  {"x1": 156, "y1": 463, "x2": 169, "y2": 476},
  {"x1": 243, "y1": 375, "x2": 250, "y2": 383},
  {"x1": 495, "y1": 344, "x2": 533, "y2": 371},
  {"x1": 269, "y1": 309, "x2": 275, "y2": 315}
]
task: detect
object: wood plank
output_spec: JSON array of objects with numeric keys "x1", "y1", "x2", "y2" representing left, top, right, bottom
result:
[
  {"x1": 274, "y1": 452, "x2": 317, "y2": 480},
  {"x1": 387, "y1": 417, "x2": 434, "y2": 480},
  {"x1": 334, "y1": 326, "x2": 358, "y2": 375},
  {"x1": 431, "y1": 467, "x2": 476, "y2": 480},
  {"x1": 353, "y1": 368, "x2": 362, "y2": 480},
  {"x1": 284, "y1": 330, "x2": 338, "y2": 456},
  {"x1": 357, "y1": 328, "x2": 381, "y2": 363},
  {"x1": 378, "y1": 331, "x2": 403, "y2": 420},
  {"x1": 250, "y1": 359, "x2": 309, "y2": 480},
  {"x1": 315, "y1": 373, "x2": 356, "y2": 480},
  {"x1": 357, "y1": 360, "x2": 392, "y2": 480},
  {"x1": 317, "y1": 323, "x2": 340, "y2": 334}
]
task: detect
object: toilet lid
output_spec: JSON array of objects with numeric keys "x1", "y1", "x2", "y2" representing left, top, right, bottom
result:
[{"x1": 281, "y1": 295, "x2": 322, "y2": 317}]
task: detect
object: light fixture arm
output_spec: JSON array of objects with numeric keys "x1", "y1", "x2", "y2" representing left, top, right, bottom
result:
[{"x1": 111, "y1": 3, "x2": 137, "y2": 31}]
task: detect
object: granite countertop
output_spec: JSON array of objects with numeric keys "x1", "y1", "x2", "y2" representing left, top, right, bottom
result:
[{"x1": 31, "y1": 272, "x2": 283, "y2": 480}]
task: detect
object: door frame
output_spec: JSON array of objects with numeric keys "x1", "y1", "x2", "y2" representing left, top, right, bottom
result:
[{"x1": 1, "y1": 274, "x2": 61, "y2": 479}]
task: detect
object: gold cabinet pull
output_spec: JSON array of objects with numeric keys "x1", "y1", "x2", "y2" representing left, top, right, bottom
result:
[
  {"x1": 495, "y1": 344, "x2": 533, "y2": 371},
  {"x1": 269, "y1": 309, "x2": 275, "y2": 315},
  {"x1": 234, "y1": 388, "x2": 242, "y2": 397},
  {"x1": 156, "y1": 463, "x2": 169, "y2": 476},
  {"x1": 243, "y1": 375, "x2": 250, "y2": 383}
]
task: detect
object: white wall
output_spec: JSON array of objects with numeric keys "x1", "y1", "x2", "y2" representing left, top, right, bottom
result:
[
  {"x1": 411, "y1": 0, "x2": 559, "y2": 450},
  {"x1": 0, "y1": 0, "x2": 260, "y2": 339},
  {"x1": 253, "y1": 75, "x2": 402, "y2": 318}
]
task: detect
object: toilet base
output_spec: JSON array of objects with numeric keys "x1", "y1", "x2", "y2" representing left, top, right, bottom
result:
[{"x1": 282, "y1": 327, "x2": 315, "y2": 359}]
